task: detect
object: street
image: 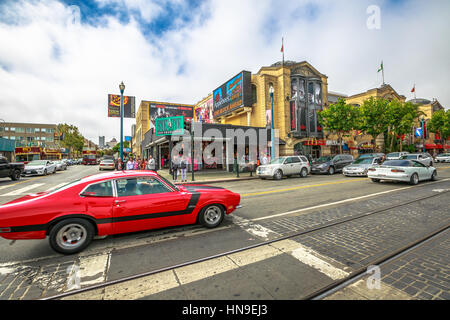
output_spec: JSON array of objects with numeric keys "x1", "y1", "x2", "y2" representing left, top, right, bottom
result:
[{"x1": 0, "y1": 164, "x2": 449, "y2": 300}]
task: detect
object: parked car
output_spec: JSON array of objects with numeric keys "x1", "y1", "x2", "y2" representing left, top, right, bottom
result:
[
  {"x1": 0, "y1": 156, "x2": 25, "y2": 181},
  {"x1": 385, "y1": 152, "x2": 409, "y2": 160},
  {"x1": 311, "y1": 154, "x2": 354, "y2": 175},
  {"x1": 355, "y1": 153, "x2": 385, "y2": 161},
  {"x1": 0, "y1": 171, "x2": 241, "y2": 254},
  {"x1": 435, "y1": 153, "x2": 450, "y2": 163},
  {"x1": 99, "y1": 159, "x2": 115, "y2": 170},
  {"x1": 368, "y1": 159, "x2": 437, "y2": 185},
  {"x1": 256, "y1": 156, "x2": 310, "y2": 180},
  {"x1": 342, "y1": 156, "x2": 382, "y2": 177},
  {"x1": 23, "y1": 160, "x2": 57, "y2": 176},
  {"x1": 54, "y1": 160, "x2": 68, "y2": 171},
  {"x1": 400, "y1": 153, "x2": 433, "y2": 167}
]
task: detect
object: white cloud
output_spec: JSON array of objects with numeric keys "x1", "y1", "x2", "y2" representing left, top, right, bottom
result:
[{"x1": 0, "y1": 0, "x2": 449, "y2": 144}]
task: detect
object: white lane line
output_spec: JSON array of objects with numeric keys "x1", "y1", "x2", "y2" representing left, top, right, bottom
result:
[
  {"x1": 77, "y1": 251, "x2": 112, "y2": 287},
  {"x1": 252, "y1": 178, "x2": 450, "y2": 222},
  {"x1": 45, "y1": 183, "x2": 68, "y2": 192},
  {"x1": 232, "y1": 215, "x2": 279, "y2": 240},
  {"x1": 0, "y1": 183, "x2": 45, "y2": 196}
]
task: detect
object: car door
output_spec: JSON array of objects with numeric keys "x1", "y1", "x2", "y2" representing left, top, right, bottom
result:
[
  {"x1": 290, "y1": 156, "x2": 302, "y2": 175},
  {"x1": 0, "y1": 158, "x2": 8, "y2": 177},
  {"x1": 333, "y1": 155, "x2": 343, "y2": 171},
  {"x1": 282, "y1": 157, "x2": 294, "y2": 175},
  {"x1": 112, "y1": 176, "x2": 192, "y2": 235},
  {"x1": 411, "y1": 161, "x2": 428, "y2": 180}
]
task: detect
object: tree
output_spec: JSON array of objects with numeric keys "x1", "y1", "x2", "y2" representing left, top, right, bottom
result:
[
  {"x1": 318, "y1": 98, "x2": 360, "y2": 154},
  {"x1": 358, "y1": 97, "x2": 391, "y2": 152},
  {"x1": 428, "y1": 109, "x2": 450, "y2": 142},
  {"x1": 112, "y1": 141, "x2": 130, "y2": 154},
  {"x1": 57, "y1": 123, "x2": 84, "y2": 158}
]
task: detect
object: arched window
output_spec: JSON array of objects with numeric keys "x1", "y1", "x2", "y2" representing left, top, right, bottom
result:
[{"x1": 251, "y1": 84, "x2": 257, "y2": 104}]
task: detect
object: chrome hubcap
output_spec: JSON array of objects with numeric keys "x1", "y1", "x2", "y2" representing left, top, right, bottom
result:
[
  {"x1": 56, "y1": 224, "x2": 87, "y2": 249},
  {"x1": 205, "y1": 206, "x2": 222, "y2": 224}
]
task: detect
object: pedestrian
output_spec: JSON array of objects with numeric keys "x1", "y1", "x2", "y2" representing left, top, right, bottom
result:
[
  {"x1": 179, "y1": 154, "x2": 188, "y2": 182},
  {"x1": 133, "y1": 158, "x2": 140, "y2": 170},
  {"x1": 171, "y1": 154, "x2": 179, "y2": 181},
  {"x1": 117, "y1": 159, "x2": 123, "y2": 170},
  {"x1": 261, "y1": 153, "x2": 268, "y2": 165},
  {"x1": 148, "y1": 155, "x2": 156, "y2": 172},
  {"x1": 126, "y1": 158, "x2": 134, "y2": 170},
  {"x1": 141, "y1": 158, "x2": 147, "y2": 170}
]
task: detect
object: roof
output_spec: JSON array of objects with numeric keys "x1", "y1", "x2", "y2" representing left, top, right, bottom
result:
[
  {"x1": 80, "y1": 170, "x2": 158, "y2": 184},
  {"x1": 407, "y1": 98, "x2": 432, "y2": 105}
]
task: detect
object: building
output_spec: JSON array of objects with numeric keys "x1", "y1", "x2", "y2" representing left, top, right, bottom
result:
[
  {"x1": 135, "y1": 102, "x2": 150, "y2": 158},
  {"x1": 106, "y1": 138, "x2": 117, "y2": 149},
  {"x1": 99, "y1": 136, "x2": 105, "y2": 148},
  {"x1": 0, "y1": 137, "x2": 15, "y2": 162},
  {"x1": 0, "y1": 122, "x2": 58, "y2": 147}
]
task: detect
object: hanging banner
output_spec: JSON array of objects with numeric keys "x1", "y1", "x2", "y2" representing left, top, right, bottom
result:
[{"x1": 108, "y1": 94, "x2": 136, "y2": 118}]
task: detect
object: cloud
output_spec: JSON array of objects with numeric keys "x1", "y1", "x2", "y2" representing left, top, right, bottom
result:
[{"x1": 0, "y1": 0, "x2": 449, "y2": 144}]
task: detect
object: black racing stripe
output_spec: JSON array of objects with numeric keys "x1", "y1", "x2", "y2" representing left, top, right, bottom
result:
[
  {"x1": 184, "y1": 186, "x2": 224, "y2": 191},
  {"x1": 4, "y1": 192, "x2": 202, "y2": 231}
]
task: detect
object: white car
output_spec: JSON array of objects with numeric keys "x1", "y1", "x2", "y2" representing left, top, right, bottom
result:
[
  {"x1": 23, "y1": 160, "x2": 57, "y2": 176},
  {"x1": 400, "y1": 153, "x2": 433, "y2": 167},
  {"x1": 435, "y1": 153, "x2": 450, "y2": 163},
  {"x1": 256, "y1": 156, "x2": 310, "y2": 180},
  {"x1": 343, "y1": 157, "x2": 382, "y2": 177},
  {"x1": 368, "y1": 159, "x2": 437, "y2": 185},
  {"x1": 385, "y1": 152, "x2": 409, "y2": 160}
]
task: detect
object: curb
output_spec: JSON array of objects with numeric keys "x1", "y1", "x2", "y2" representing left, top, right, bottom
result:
[{"x1": 173, "y1": 176, "x2": 259, "y2": 185}]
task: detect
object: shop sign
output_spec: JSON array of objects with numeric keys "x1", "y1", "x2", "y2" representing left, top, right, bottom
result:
[
  {"x1": 148, "y1": 102, "x2": 193, "y2": 124},
  {"x1": 155, "y1": 116, "x2": 185, "y2": 136}
]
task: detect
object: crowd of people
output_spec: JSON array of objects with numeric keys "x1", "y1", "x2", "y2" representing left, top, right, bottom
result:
[{"x1": 115, "y1": 155, "x2": 157, "y2": 172}]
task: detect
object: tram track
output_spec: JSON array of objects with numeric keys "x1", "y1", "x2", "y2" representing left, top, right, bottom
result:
[{"x1": 40, "y1": 186, "x2": 450, "y2": 300}]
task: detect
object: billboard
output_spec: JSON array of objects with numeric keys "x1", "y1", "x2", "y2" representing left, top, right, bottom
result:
[
  {"x1": 148, "y1": 102, "x2": 194, "y2": 124},
  {"x1": 195, "y1": 97, "x2": 214, "y2": 123},
  {"x1": 108, "y1": 94, "x2": 136, "y2": 118},
  {"x1": 155, "y1": 116, "x2": 185, "y2": 136},
  {"x1": 212, "y1": 71, "x2": 252, "y2": 118}
]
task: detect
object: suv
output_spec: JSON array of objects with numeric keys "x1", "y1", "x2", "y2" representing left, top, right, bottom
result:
[
  {"x1": 311, "y1": 154, "x2": 354, "y2": 175},
  {"x1": 400, "y1": 153, "x2": 434, "y2": 166},
  {"x1": 386, "y1": 152, "x2": 409, "y2": 160},
  {"x1": 256, "y1": 156, "x2": 310, "y2": 180}
]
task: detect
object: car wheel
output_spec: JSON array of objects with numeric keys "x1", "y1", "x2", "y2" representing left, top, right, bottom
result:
[
  {"x1": 300, "y1": 167, "x2": 308, "y2": 178},
  {"x1": 44, "y1": 169, "x2": 47, "y2": 175},
  {"x1": 10, "y1": 170, "x2": 21, "y2": 181},
  {"x1": 431, "y1": 170, "x2": 437, "y2": 181},
  {"x1": 273, "y1": 169, "x2": 283, "y2": 180},
  {"x1": 410, "y1": 173, "x2": 419, "y2": 185},
  {"x1": 328, "y1": 166, "x2": 335, "y2": 175},
  {"x1": 371, "y1": 178, "x2": 380, "y2": 183},
  {"x1": 198, "y1": 204, "x2": 224, "y2": 228},
  {"x1": 49, "y1": 218, "x2": 95, "y2": 254}
]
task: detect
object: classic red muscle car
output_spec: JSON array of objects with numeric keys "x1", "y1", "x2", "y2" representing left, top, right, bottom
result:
[{"x1": 0, "y1": 171, "x2": 241, "y2": 254}]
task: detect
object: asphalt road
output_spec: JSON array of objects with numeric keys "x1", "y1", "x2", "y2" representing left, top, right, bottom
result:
[{"x1": 0, "y1": 163, "x2": 449, "y2": 300}]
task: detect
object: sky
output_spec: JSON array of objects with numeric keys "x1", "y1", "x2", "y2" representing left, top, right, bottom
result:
[{"x1": 0, "y1": 0, "x2": 449, "y2": 144}]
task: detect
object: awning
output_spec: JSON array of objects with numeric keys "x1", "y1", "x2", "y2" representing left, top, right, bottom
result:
[{"x1": 425, "y1": 144, "x2": 443, "y2": 149}]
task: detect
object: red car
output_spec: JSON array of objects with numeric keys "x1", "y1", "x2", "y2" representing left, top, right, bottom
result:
[{"x1": 0, "y1": 171, "x2": 241, "y2": 254}]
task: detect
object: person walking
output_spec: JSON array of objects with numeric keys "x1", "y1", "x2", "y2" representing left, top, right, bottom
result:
[
  {"x1": 126, "y1": 158, "x2": 135, "y2": 170},
  {"x1": 179, "y1": 154, "x2": 188, "y2": 182},
  {"x1": 148, "y1": 155, "x2": 156, "y2": 172},
  {"x1": 171, "y1": 154, "x2": 179, "y2": 181}
]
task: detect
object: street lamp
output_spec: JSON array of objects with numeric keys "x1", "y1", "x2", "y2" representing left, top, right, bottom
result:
[
  {"x1": 119, "y1": 81, "x2": 125, "y2": 163},
  {"x1": 269, "y1": 85, "x2": 275, "y2": 161}
]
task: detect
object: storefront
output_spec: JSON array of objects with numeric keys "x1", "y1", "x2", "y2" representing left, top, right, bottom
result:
[{"x1": 15, "y1": 147, "x2": 63, "y2": 162}]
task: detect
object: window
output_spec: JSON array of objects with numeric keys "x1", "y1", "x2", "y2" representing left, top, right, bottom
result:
[
  {"x1": 413, "y1": 161, "x2": 425, "y2": 168},
  {"x1": 82, "y1": 181, "x2": 114, "y2": 197},
  {"x1": 291, "y1": 157, "x2": 301, "y2": 163},
  {"x1": 26, "y1": 128, "x2": 34, "y2": 133},
  {"x1": 284, "y1": 157, "x2": 293, "y2": 164},
  {"x1": 47, "y1": 136, "x2": 54, "y2": 142},
  {"x1": 41, "y1": 128, "x2": 47, "y2": 133},
  {"x1": 300, "y1": 156, "x2": 308, "y2": 162},
  {"x1": 16, "y1": 127, "x2": 25, "y2": 133},
  {"x1": 116, "y1": 177, "x2": 171, "y2": 197},
  {"x1": 251, "y1": 84, "x2": 257, "y2": 104}
]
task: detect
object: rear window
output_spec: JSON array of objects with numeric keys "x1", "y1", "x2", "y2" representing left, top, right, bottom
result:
[
  {"x1": 387, "y1": 153, "x2": 399, "y2": 157},
  {"x1": 383, "y1": 160, "x2": 411, "y2": 167},
  {"x1": 300, "y1": 156, "x2": 308, "y2": 162},
  {"x1": 402, "y1": 155, "x2": 418, "y2": 159}
]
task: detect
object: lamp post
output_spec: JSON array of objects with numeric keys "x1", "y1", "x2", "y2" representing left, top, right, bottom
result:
[
  {"x1": 269, "y1": 85, "x2": 275, "y2": 161},
  {"x1": 119, "y1": 81, "x2": 125, "y2": 163}
]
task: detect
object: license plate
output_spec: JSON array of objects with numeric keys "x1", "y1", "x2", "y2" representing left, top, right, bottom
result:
[{"x1": 26, "y1": 171, "x2": 31, "y2": 174}]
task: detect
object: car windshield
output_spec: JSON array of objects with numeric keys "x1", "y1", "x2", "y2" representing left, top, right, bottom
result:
[
  {"x1": 270, "y1": 157, "x2": 286, "y2": 164},
  {"x1": 382, "y1": 160, "x2": 410, "y2": 167},
  {"x1": 158, "y1": 175, "x2": 179, "y2": 191},
  {"x1": 353, "y1": 158, "x2": 374, "y2": 164},
  {"x1": 27, "y1": 160, "x2": 47, "y2": 165},
  {"x1": 387, "y1": 153, "x2": 399, "y2": 157},
  {"x1": 316, "y1": 156, "x2": 332, "y2": 162},
  {"x1": 402, "y1": 155, "x2": 418, "y2": 159}
]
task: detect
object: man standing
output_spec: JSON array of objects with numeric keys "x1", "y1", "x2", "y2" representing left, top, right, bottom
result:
[
  {"x1": 171, "y1": 154, "x2": 179, "y2": 181},
  {"x1": 148, "y1": 155, "x2": 156, "y2": 172},
  {"x1": 126, "y1": 158, "x2": 135, "y2": 170}
]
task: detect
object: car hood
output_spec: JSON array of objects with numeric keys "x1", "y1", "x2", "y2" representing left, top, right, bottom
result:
[
  {"x1": 24, "y1": 165, "x2": 46, "y2": 169},
  {"x1": 312, "y1": 161, "x2": 330, "y2": 166},
  {"x1": 345, "y1": 163, "x2": 371, "y2": 169}
]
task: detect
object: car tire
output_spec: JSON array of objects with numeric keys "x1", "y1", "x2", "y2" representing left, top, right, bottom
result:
[
  {"x1": 10, "y1": 170, "x2": 21, "y2": 181},
  {"x1": 300, "y1": 167, "x2": 308, "y2": 178},
  {"x1": 371, "y1": 178, "x2": 380, "y2": 183},
  {"x1": 273, "y1": 169, "x2": 283, "y2": 180},
  {"x1": 431, "y1": 170, "x2": 437, "y2": 181},
  {"x1": 198, "y1": 204, "x2": 224, "y2": 228},
  {"x1": 49, "y1": 218, "x2": 95, "y2": 254},
  {"x1": 44, "y1": 169, "x2": 47, "y2": 176},
  {"x1": 410, "y1": 173, "x2": 419, "y2": 185},
  {"x1": 328, "y1": 166, "x2": 335, "y2": 175}
]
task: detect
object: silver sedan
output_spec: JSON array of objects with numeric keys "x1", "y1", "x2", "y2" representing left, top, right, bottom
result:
[
  {"x1": 367, "y1": 159, "x2": 437, "y2": 185},
  {"x1": 343, "y1": 157, "x2": 382, "y2": 177}
]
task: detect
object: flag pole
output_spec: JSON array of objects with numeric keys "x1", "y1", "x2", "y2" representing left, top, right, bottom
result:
[{"x1": 382, "y1": 61, "x2": 385, "y2": 85}]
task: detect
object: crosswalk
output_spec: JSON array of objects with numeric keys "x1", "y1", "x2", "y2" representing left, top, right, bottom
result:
[{"x1": 0, "y1": 182, "x2": 68, "y2": 197}]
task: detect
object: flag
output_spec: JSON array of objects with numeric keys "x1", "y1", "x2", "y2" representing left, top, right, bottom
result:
[
  {"x1": 281, "y1": 42, "x2": 283, "y2": 52},
  {"x1": 377, "y1": 61, "x2": 383, "y2": 73},
  {"x1": 411, "y1": 85, "x2": 415, "y2": 93}
]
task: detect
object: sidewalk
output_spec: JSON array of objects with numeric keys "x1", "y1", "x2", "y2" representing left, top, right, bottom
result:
[{"x1": 156, "y1": 169, "x2": 258, "y2": 184}]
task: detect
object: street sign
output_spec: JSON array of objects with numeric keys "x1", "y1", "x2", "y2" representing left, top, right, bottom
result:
[
  {"x1": 125, "y1": 136, "x2": 132, "y2": 141},
  {"x1": 124, "y1": 148, "x2": 131, "y2": 152},
  {"x1": 415, "y1": 128, "x2": 423, "y2": 137},
  {"x1": 155, "y1": 116, "x2": 185, "y2": 136}
]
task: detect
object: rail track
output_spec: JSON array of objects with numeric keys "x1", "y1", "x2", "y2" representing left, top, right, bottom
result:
[{"x1": 40, "y1": 187, "x2": 450, "y2": 300}]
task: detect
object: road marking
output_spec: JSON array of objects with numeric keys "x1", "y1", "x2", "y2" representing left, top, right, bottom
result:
[
  {"x1": 45, "y1": 183, "x2": 68, "y2": 192},
  {"x1": 241, "y1": 178, "x2": 368, "y2": 197},
  {"x1": 232, "y1": 216, "x2": 279, "y2": 240},
  {"x1": 0, "y1": 175, "x2": 47, "y2": 190},
  {"x1": 77, "y1": 251, "x2": 112, "y2": 287},
  {"x1": 0, "y1": 183, "x2": 45, "y2": 196},
  {"x1": 251, "y1": 178, "x2": 450, "y2": 222}
]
